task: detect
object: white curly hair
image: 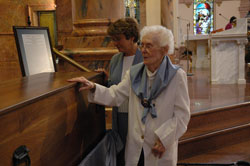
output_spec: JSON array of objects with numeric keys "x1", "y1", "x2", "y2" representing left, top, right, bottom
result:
[{"x1": 140, "y1": 25, "x2": 174, "y2": 55}]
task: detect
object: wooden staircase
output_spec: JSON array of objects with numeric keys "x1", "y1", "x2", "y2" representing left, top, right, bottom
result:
[
  {"x1": 57, "y1": 19, "x2": 118, "y2": 72},
  {"x1": 178, "y1": 102, "x2": 250, "y2": 163}
]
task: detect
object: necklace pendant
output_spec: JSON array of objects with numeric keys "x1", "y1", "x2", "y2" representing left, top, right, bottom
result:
[{"x1": 141, "y1": 98, "x2": 150, "y2": 108}]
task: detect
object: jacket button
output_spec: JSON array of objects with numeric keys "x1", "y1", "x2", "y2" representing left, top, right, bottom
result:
[{"x1": 141, "y1": 135, "x2": 144, "y2": 139}]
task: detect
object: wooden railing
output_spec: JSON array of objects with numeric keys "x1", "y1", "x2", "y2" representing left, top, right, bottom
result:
[{"x1": 53, "y1": 47, "x2": 91, "y2": 72}]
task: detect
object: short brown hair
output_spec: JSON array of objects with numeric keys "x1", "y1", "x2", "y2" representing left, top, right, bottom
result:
[{"x1": 107, "y1": 17, "x2": 139, "y2": 43}]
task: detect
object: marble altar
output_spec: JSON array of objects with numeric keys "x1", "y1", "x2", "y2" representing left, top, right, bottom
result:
[
  {"x1": 211, "y1": 18, "x2": 248, "y2": 84},
  {"x1": 183, "y1": 18, "x2": 248, "y2": 84}
]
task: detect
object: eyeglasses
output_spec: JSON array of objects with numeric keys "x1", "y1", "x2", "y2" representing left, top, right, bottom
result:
[
  {"x1": 139, "y1": 43, "x2": 153, "y2": 50},
  {"x1": 139, "y1": 43, "x2": 160, "y2": 51}
]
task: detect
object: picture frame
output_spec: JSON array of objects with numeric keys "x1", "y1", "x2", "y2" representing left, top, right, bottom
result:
[{"x1": 13, "y1": 26, "x2": 57, "y2": 76}]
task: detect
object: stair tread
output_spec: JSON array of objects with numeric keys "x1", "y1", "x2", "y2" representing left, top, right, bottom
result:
[
  {"x1": 181, "y1": 122, "x2": 250, "y2": 142},
  {"x1": 181, "y1": 103, "x2": 250, "y2": 140},
  {"x1": 178, "y1": 139, "x2": 250, "y2": 164},
  {"x1": 178, "y1": 104, "x2": 250, "y2": 160}
]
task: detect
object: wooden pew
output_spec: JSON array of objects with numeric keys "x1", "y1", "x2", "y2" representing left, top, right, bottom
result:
[{"x1": 0, "y1": 71, "x2": 106, "y2": 166}]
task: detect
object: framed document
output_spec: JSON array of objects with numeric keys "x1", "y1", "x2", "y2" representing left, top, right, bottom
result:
[{"x1": 13, "y1": 26, "x2": 57, "y2": 76}]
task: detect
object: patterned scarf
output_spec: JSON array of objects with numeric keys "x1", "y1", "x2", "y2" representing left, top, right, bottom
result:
[{"x1": 130, "y1": 56, "x2": 180, "y2": 124}]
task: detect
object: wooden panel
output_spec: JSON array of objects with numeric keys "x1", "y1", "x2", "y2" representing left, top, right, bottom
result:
[
  {"x1": 0, "y1": 72, "x2": 105, "y2": 166},
  {"x1": 62, "y1": 36, "x2": 115, "y2": 48},
  {"x1": 0, "y1": 61, "x2": 22, "y2": 82},
  {"x1": 56, "y1": 0, "x2": 73, "y2": 33},
  {"x1": 72, "y1": 1, "x2": 124, "y2": 20},
  {"x1": 0, "y1": 35, "x2": 22, "y2": 81},
  {"x1": 61, "y1": 48, "x2": 118, "y2": 58},
  {"x1": 57, "y1": 59, "x2": 110, "y2": 72}
]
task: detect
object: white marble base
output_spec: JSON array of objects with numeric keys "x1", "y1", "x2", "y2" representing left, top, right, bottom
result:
[
  {"x1": 210, "y1": 18, "x2": 248, "y2": 84},
  {"x1": 211, "y1": 39, "x2": 248, "y2": 84},
  {"x1": 194, "y1": 40, "x2": 210, "y2": 69},
  {"x1": 183, "y1": 18, "x2": 248, "y2": 84}
]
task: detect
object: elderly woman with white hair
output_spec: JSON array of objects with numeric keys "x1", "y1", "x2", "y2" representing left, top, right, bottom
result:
[{"x1": 68, "y1": 25, "x2": 190, "y2": 166}]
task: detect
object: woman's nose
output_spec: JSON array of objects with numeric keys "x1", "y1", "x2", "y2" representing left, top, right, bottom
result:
[{"x1": 140, "y1": 46, "x2": 147, "y2": 53}]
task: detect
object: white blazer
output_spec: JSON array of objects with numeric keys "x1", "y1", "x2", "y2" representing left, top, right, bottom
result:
[{"x1": 88, "y1": 68, "x2": 190, "y2": 166}]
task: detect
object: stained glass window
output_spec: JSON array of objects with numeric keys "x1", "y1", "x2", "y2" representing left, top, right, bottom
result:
[
  {"x1": 193, "y1": 0, "x2": 214, "y2": 35},
  {"x1": 125, "y1": 0, "x2": 140, "y2": 23}
]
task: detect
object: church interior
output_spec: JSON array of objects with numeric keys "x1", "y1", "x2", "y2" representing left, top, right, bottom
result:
[{"x1": 0, "y1": 0, "x2": 250, "y2": 165}]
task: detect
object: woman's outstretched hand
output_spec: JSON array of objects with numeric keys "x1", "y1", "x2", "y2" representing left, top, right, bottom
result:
[{"x1": 67, "y1": 76, "x2": 96, "y2": 91}]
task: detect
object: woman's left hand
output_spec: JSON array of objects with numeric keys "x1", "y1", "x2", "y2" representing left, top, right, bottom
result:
[{"x1": 151, "y1": 138, "x2": 166, "y2": 158}]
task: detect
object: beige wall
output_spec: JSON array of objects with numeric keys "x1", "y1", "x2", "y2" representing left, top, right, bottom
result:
[
  {"x1": 215, "y1": 1, "x2": 241, "y2": 30},
  {"x1": 161, "y1": 0, "x2": 179, "y2": 47},
  {"x1": 146, "y1": 0, "x2": 161, "y2": 25}
]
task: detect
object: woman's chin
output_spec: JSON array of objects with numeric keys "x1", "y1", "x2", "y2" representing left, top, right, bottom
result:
[{"x1": 143, "y1": 60, "x2": 151, "y2": 66}]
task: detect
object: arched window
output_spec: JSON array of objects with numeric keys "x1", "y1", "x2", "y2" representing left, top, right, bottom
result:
[
  {"x1": 125, "y1": 0, "x2": 140, "y2": 23},
  {"x1": 193, "y1": 0, "x2": 214, "y2": 35}
]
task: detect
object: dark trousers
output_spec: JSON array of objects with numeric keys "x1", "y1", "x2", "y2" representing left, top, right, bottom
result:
[
  {"x1": 137, "y1": 149, "x2": 144, "y2": 166},
  {"x1": 117, "y1": 149, "x2": 125, "y2": 166},
  {"x1": 115, "y1": 112, "x2": 128, "y2": 166}
]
